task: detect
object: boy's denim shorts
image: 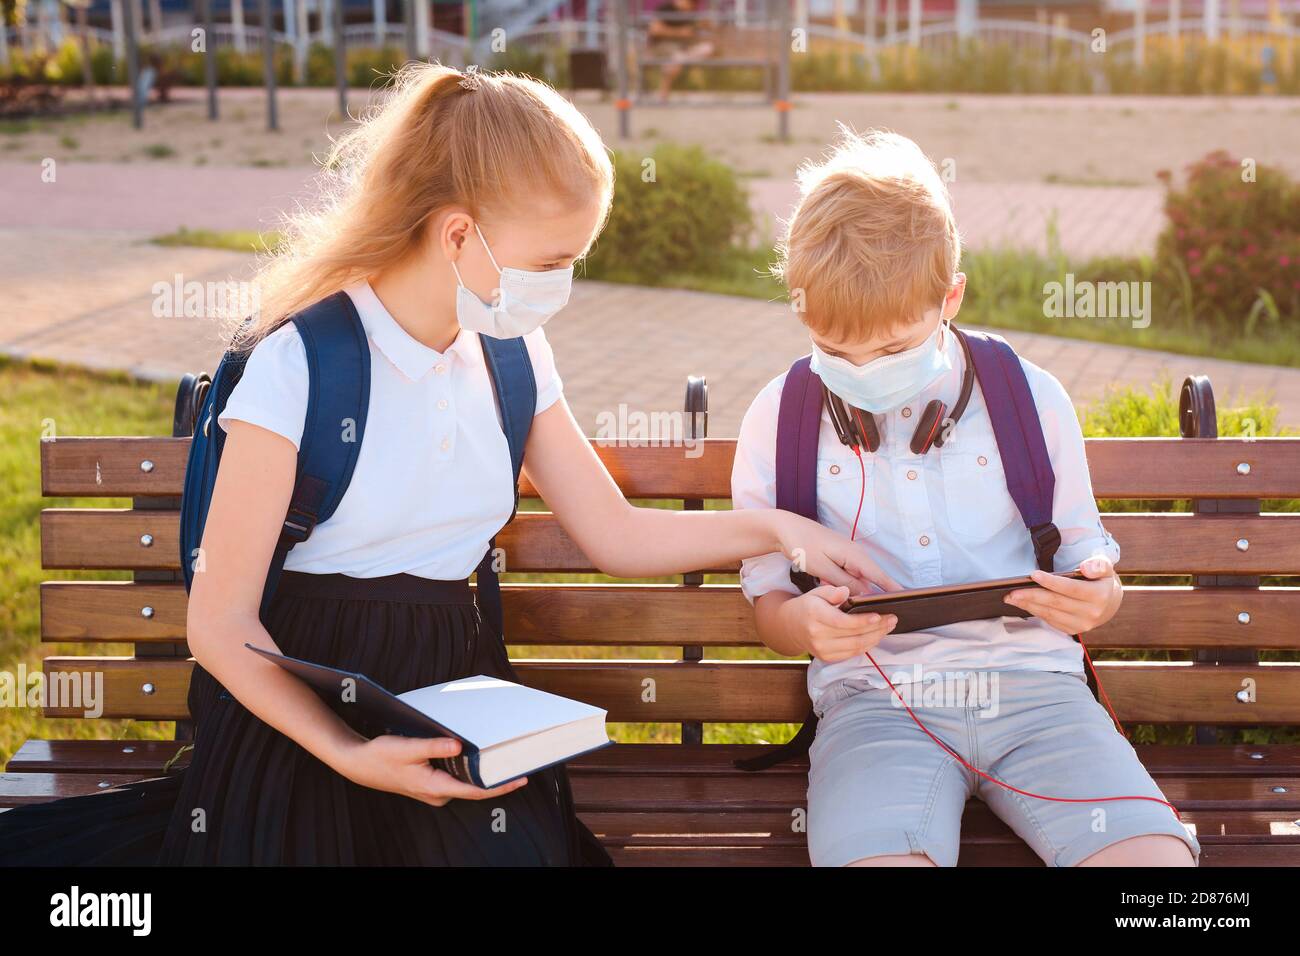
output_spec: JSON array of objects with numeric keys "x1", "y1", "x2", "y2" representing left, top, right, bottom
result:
[{"x1": 807, "y1": 669, "x2": 1201, "y2": 867}]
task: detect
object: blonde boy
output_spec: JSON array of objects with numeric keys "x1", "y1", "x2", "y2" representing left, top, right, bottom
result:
[{"x1": 731, "y1": 130, "x2": 1199, "y2": 867}]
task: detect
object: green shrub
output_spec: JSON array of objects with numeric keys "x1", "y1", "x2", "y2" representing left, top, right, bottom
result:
[
  {"x1": 1155, "y1": 151, "x2": 1300, "y2": 330},
  {"x1": 584, "y1": 144, "x2": 754, "y2": 280}
]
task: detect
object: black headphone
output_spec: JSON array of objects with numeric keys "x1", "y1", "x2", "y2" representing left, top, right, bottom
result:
[{"x1": 824, "y1": 324, "x2": 976, "y2": 455}]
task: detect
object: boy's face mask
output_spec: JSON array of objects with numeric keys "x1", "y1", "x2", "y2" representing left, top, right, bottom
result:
[
  {"x1": 810, "y1": 314, "x2": 953, "y2": 414},
  {"x1": 452, "y1": 223, "x2": 574, "y2": 339}
]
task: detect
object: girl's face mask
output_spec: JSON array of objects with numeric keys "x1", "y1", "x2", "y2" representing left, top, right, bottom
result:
[
  {"x1": 810, "y1": 314, "x2": 953, "y2": 414},
  {"x1": 452, "y1": 223, "x2": 574, "y2": 339}
]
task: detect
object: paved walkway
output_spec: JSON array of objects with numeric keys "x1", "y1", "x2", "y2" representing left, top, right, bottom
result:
[
  {"x1": 4, "y1": 229, "x2": 1297, "y2": 435},
  {"x1": 750, "y1": 179, "x2": 1164, "y2": 259},
  {"x1": 4, "y1": 161, "x2": 1161, "y2": 259}
]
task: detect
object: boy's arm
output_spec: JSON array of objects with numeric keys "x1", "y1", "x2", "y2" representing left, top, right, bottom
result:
[{"x1": 733, "y1": 381, "x2": 897, "y2": 662}]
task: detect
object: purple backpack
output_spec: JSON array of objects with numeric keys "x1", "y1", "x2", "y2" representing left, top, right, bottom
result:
[{"x1": 736, "y1": 328, "x2": 1071, "y2": 772}]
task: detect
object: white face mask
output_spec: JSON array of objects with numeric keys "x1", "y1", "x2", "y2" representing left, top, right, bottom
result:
[
  {"x1": 452, "y1": 223, "x2": 574, "y2": 339},
  {"x1": 810, "y1": 317, "x2": 952, "y2": 414}
]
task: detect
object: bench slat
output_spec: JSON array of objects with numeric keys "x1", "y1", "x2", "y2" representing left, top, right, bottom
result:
[
  {"x1": 12, "y1": 739, "x2": 1300, "y2": 777},
  {"x1": 40, "y1": 436, "x2": 1300, "y2": 501},
  {"x1": 39, "y1": 657, "x2": 1300, "y2": 724},
  {"x1": 39, "y1": 580, "x2": 1300, "y2": 649},
  {"x1": 42, "y1": 437, "x2": 737, "y2": 500},
  {"x1": 40, "y1": 508, "x2": 1300, "y2": 575}
]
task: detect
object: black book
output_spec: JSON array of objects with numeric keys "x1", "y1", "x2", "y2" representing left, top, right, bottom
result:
[{"x1": 247, "y1": 645, "x2": 612, "y2": 788}]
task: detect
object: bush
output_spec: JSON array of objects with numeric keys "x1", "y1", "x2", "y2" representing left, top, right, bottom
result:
[
  {"x1": 1155, "y1": 151, "x2": 1300, "y2": 331},
  {"x1": 584, "y1": 144, "x2": 754, "y2": 280}
]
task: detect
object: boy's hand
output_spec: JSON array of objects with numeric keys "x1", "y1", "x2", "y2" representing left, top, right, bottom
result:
[
  {"x1": 1003, "y1": 556, "x2": 1122, "y2": 635},
  {"x1": 778, "y1": 585, "x2": 898, "y2": 663}
]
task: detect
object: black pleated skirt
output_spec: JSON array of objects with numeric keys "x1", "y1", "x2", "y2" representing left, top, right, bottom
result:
[{"x1": 0, "y1": 572, "x2": 611, "y2": 867}]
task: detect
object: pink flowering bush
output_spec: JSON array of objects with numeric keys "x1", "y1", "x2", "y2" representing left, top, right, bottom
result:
[{"x1": 1155, "y1": 151, "x2": 1300, "y2": 330}]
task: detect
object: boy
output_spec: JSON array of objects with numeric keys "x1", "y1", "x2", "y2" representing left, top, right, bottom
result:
[{"x1": 731, "y1": 130, "x2": 1198, "y2": 867}]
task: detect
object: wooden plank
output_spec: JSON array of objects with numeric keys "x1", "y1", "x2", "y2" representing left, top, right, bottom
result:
[
  {"x1": 42, "y1": 581, "x2": 188, "y2": 642},
  {"x1": 602, "y1": 841, "x2": 1300, "y2": 867},
  {"x1": 13, "y1": 739, "x2": 1300, "y2": 778},
  {"x1": 7, "y1": 739, "x2": 192, "y2": 774},
  {"x1": 42, "y1": 509, "x2": 180, "y2": 571},
  {"x1": 0, "y1": 772, "x2": 156, "y2": 807},
  {"x1": 582, "y1": 808, "x2": 1300, "y2": 841},
  {"x1": 41, "y1": 581, "x2": 1300, "y2": 650},
  {"x1": 1090, "y1": 587, "x2": 1300, "y2": 649},
  {"x1": 39, "y1": 508, "x2": 1300, "y2": 575},
  {"x1": 38, "y1": 656, "x2": 1300, "y2": 724},
  {"x1": 40, "y1": 437, "x2": 190, "y2": 498},
  {"x1": 39, "y1": 437, "x2": 736, "y2": 501},
  {"x1": 1084, "y1": 438, "x2": 1300, "y2": 500},
  {"x1": 38, "y1": 436, "x2": 1300, "y2": 501}
]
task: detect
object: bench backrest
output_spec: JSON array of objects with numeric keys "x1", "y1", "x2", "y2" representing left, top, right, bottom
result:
[{"x1": 37, "y1": 418, "x2": 1300, "y2": 739}]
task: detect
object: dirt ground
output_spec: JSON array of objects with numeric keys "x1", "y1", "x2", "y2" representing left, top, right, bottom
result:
[{"x1": 6, "y1": 87, "x2": 1299, "y2": 186}]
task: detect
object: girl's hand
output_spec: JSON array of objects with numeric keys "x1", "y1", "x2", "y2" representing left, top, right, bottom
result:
[
  {"x1": 1003, "y1": 556, "x2": 1123, "y2": 635},
  {"x1": 774, "y1": 512, "x2": 903, "y2": 595},
  {"x1": 338, "y1": 734, "x2": 528, "y2": 807},
  {"x1": 778, "y1": 585, "x2": 899, "y2": 663}
]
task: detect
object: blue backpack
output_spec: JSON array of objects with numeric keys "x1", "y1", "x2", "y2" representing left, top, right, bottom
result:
[
  {"x1": 179, "y1": 291, "x2": 537, "y2": 638},
  {"x1": 736, "y1": 328, "x2": 1071, "y2": 771}
]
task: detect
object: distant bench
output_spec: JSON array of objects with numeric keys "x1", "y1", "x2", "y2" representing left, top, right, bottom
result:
[{"x1": 4, "y1": 373, "x2": 1300, "y2": 865}]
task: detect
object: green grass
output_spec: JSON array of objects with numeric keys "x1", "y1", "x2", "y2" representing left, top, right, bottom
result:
[{"x1": 151, "y1": 227, "x2": 279, "y2": 255}]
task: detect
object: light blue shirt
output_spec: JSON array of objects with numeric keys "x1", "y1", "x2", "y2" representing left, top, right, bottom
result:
[{"x1": 731, "y1": 333, "x2": 1120, "y2": 710}]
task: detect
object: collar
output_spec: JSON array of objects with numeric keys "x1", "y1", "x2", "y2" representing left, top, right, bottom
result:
[{"x1": 346, "y1": 282, "x2": 483, "y2": 381}]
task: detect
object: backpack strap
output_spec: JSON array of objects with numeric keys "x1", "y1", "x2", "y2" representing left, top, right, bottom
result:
[
  {"x1": 735, "y1": 356, "x2": 824, "y2": 773},
  {"x1": 475, "y1": 334, "x2": 538, "y2": 640},
  {"x1": 960, "y1": 330, "x2": 1061, "y2": 572},
  {"x1": 776, "y1": 355, "x2": 826, "y2": 593},
  {"x1": 259, "y1": 292, "x2": 371, "y2": 623}
]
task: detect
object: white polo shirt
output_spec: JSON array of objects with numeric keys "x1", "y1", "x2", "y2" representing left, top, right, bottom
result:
[
  {"x1": 218, "y1": 282, "x2": 563, "y2": 580},
  {"x1": 731, "y1": 332, "x2": 1120, "y2": 710}
]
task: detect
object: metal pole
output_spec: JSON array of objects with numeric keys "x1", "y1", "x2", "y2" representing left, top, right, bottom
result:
[
  {"x1": 203, "y1": 0, "x2": 218, "y2": 119},
  {"x1": 334, "y1": 0, "x2": 347, "y2": 115},
  {"x1": 614, "y1": 0, "x2": 630, "y2": 138},
  {"x1": 259, "y1": 0, "x2": 278, "y2": 131},
  {"x1": 778, "y1": 0, "x2": 791, "y2": 142},
  {"x1": 122, "y1": 0, "x2": 142, "y2": 129},
  {"x1": 1134, "y1": 0, "x2": 1145, "y2": 68},
  {"x1": 404, "y1": 0, "x2": 417, "y2": 60}
]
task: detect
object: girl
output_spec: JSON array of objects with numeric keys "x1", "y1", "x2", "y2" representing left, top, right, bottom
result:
[{"x1": 0, "y1": 64, "x2": 894, "y2": 866}]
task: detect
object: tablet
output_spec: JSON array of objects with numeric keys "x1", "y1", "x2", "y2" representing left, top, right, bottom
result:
[{"x1": 839, "y1": 570, "x2": 1087, "y2": 633}]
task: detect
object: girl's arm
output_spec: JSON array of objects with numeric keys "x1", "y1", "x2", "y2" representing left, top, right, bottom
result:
[
  {"x1": 186, "y1": 421, "x2": 527, "y2": 806},
  {"x1": 523, "y1": 399, "x2": 900, "y2": 592}
]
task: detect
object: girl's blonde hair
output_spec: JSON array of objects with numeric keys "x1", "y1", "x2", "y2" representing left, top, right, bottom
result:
[
  {"x1": 234, "y1": 63, "x2": 613, "y2": 349},
  {"x1": 774, "y1": 127, "x2": 961, "y2": 341}
]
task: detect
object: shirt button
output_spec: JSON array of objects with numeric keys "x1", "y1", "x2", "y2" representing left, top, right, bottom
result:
[
  {"x1": 440, "y1": 438, "x2": 450, "y2": 452},
  {"x1": 901, "y1": 407, "x2": 912, "y2": 419},
  {"x1": 437, "y1": 399, "x2": 448, "y2": 410},
  {"x1": 829, "y1": 464, "x2": 840, "y2": 476},
  {"x1": 906, "y1": 469, "x2": 918, "y2": 481},
  {"x1": 919, "y1": 535, "x2": 931, "y2": 547},
  {"x1": 977, "y1": 455, "x2": 988, "y2": 466},
  {"x1": 435, "y1": 364, "x2": 447, "y2": 375}
]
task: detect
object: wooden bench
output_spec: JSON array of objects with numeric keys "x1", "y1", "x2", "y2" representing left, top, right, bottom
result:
[{"x1": 5, "y1": 374, "x2": 1300, "y2": 866}]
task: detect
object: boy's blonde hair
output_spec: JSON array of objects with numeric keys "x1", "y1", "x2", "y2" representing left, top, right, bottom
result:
[
  {"x1": 236, "y1": 63, "x2": 613, "y2": 348},
  {"x1": 774, "y1": 128, "x2": 960, "y2": 341}
]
